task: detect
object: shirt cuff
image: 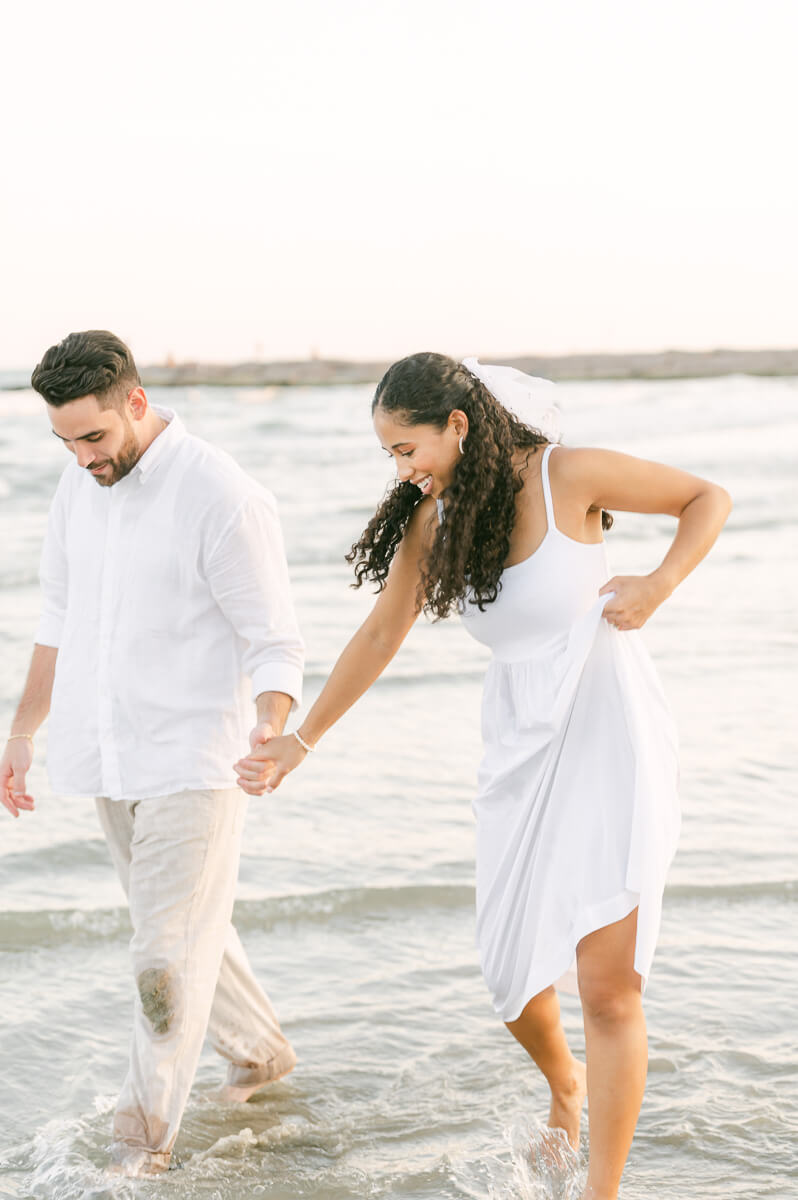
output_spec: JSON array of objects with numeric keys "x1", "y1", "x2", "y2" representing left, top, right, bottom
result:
[
  {"x1": 34, "y1": 614, "x2": 63, "y2": 648},
  {"x1": 250, "y1": 662, "x2": 303, "y2": 711}
]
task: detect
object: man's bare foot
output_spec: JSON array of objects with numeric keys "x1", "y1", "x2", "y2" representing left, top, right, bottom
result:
[
  {"x1": 104, "y1": 1150, "x2": 170, "y2": 1178},
  {"x1": 218, "y1": 1077, "x2": 282, "y2": 1104},
  {"x1": 548, "y1": 1059, "x2": 587, "y2": 1151},
  {"x1": 218, "y1": 1045, "x2": 297, "y2": 1103}
]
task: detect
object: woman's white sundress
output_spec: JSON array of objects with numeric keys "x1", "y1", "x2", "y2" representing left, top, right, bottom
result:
[{"x1": 446, "y1": 443, "x2": 680, "y2": 1022}]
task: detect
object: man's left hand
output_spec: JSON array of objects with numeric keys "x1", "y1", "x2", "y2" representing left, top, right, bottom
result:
[
  {"x1": 235, "y1": 722, "x2": 278, "y2": 795},
  {"x1": 248, "y1": 721, "x2": 276, "y2": 754}
]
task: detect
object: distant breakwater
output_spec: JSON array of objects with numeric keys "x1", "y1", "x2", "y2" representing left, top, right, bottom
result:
[
  {"x1": 3, "y1": 348, "x2": 798, "y2": 391},
  {"x1": 138, "y1": 348, "x2": 798, "y2": 387}
]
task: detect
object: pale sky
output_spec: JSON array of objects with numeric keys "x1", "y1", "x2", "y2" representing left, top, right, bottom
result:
[{"x1": 1, "y1": 0, "x2": 796, "y2": 369}]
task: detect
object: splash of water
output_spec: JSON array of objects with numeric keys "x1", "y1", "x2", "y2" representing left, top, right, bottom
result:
[{"x1": 486, "y1": 1114, "x2": 585, "y2": 1200}]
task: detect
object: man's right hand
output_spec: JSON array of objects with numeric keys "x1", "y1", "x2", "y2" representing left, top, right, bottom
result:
[
  {"x1": 234, "y1": 733, "x2": 308, "y2": 796},
  {"x1": 1, "y1": 738, "x2": 36, "y2": 818}
]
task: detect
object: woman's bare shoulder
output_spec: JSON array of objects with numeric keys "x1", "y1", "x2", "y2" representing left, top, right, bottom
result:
[
  {"x1": 548, "y1": 444, "x2": 616, "y2": 494},
  {"x1": 405, "y1": 494, "x2": 439, "y2": 549},
  {"x1": 548, "y1": 443, "x2": 724, "y2": 516}
]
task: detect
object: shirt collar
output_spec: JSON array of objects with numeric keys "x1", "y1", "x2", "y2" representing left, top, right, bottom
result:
[{"x1": 133, "y1": 406, "x2": 185, "y2": 484}]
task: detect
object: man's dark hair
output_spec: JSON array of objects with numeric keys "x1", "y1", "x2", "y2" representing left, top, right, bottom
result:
[{"x1": 31, "y1": 330, "x2": 141, "y2": 408}]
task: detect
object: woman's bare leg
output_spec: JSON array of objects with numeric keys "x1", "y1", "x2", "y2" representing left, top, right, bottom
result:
[
  {"x1": 576, "y1": 909, "x2": 647, "y2": 1200},
  {"x1": 506, "y1": 985, "x2": 587, "y2": 1150}
]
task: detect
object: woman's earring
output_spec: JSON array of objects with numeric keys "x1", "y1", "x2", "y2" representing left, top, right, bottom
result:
[{"x1": 458, "y1": 435, "x2": 465, "y2": 455}]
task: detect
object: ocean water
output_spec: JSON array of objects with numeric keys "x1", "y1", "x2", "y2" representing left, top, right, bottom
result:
[{"x1": 0, "y1": 374, "x2": 796, "y2": 1199}]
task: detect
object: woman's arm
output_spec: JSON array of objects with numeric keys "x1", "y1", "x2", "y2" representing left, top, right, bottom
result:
[
  {"x1": 235, "y1": 497, "x2": 437, "y2": 794},
  {"x1": 553, "y1": 447, "x2": 732, "y2": 631}
]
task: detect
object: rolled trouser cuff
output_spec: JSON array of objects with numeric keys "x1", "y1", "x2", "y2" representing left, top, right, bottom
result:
[
  {"x1": 108, "y1": 1143, "x2": 172, "y2": 1176},
  {"x1": 225, "y1": 1042, "x2": 297, "y2": 1089}
]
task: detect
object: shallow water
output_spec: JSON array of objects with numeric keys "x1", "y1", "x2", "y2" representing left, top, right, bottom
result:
[{"x1": 0, "y1": 375, "x2": 796, "y2": 1198}]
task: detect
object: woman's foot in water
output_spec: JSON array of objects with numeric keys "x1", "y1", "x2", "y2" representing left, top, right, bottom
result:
[{"x1": 548, "y1": 1059, "x2": 587, "y2": 1151}]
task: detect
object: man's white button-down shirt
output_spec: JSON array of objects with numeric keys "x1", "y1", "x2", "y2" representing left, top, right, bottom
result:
[{"x1": 36, "y1": 407, "x2": 304, "y2": 801}]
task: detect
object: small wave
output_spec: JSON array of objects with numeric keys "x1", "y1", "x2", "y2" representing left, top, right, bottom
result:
[
  {"x1": 188, "y1": 1125, "x2": 259, "y2": 1165},
  {"x1": 0, "y1": 882, "x2": 474, "y2": 952},
  {"x1": 0, "y1": 907, "x2": 130, "y2": 952},
  {"x1": 0, "y1": 567, "x2": 40, "y2": 588},
  {"x1": 2, "y1": 878, "x2": 791, "y2": 953},
  {"x1": 11, "y1": 1107, "x2": 138, "y2": 1200},
  {"x1": 233, "y1": 882, "x2": 475, "y2": 931},
  {"x1": 0, "y1": 383, "x2": 37, "y2": 403},
  {"x1": 666, "y1": 879, "x2": 797, "y2": 902},
  {"x1": 1, "y1": 837, "x2": 111, "y2": 876},
  {"x1": 303, "y1": 667, "x2": 487, "y2": 688}
]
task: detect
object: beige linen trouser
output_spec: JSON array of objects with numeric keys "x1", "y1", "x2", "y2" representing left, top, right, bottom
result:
[{"x1": 96, "y1": 788, "x2": 296, "y2": 1173}]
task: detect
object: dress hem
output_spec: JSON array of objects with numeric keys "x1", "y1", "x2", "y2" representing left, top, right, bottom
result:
[{"x1": 495, "y1": 888, "x2": 643, "y2": 1023}]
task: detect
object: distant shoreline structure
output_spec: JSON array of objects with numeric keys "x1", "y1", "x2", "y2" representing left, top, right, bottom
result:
[
  {"x1": 3, "y1": 348, "x2": 798, "y2": 390},
  {"x1": 138, "y1": 347, "x2": 798, "y2": 386}
]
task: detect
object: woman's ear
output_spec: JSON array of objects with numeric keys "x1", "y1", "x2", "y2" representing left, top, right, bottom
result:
[{"x1": 449, "y1": 409, "x2": 469, "y2": 439}]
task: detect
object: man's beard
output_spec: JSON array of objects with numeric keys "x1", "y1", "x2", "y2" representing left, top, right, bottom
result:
[{"x1": 89, "y1": 420, "x2": 141, "y2": 487}]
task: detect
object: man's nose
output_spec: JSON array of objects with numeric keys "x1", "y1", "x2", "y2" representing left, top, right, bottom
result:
[{"x1": 74, "y1": 443, "x2": 97, "y2": 468}]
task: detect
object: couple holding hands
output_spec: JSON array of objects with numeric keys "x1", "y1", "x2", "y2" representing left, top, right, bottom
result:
[{"x1": 1, "y1": 330, "x2": 730, "y2": 1197}]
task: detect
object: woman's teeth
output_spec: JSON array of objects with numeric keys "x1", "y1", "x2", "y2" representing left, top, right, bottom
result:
[{"x1": 415, "y1": 475, "x2": 433, "y2": 493}]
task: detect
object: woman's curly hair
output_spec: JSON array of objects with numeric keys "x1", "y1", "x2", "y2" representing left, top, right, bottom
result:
[
  {"x1": 347, "y1": 352, "x2": 590, "y2": 620},
  {"x1": 348, "y1": 352, "x2": 613, "y2": 619}
]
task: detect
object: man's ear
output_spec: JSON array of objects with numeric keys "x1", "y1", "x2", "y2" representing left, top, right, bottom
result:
[{"x1": 127, "y1": 387, "x2": 149, "y2": 422}]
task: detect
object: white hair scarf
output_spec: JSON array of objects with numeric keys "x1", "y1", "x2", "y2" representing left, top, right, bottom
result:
[{"x1": 461, "y1": 357, "x2": 561, "y2": 442}]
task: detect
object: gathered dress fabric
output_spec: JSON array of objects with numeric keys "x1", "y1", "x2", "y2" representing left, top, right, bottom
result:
[{"x1": 448, "y1": 443, "x2": 680, "y2": 1022}]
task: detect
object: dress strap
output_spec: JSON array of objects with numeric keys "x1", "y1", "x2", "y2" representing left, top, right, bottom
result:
[
  {"x1": 435, "y1": 498, "x2": 445, "y2": 524},
  {"x1": 540, "y1": 442, "x2": 558, "y2": 532}
]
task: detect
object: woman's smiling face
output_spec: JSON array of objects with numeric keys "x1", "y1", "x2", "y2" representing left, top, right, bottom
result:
[{"x1": 373, "y1": 406, "x2": 468, "y2": 499}]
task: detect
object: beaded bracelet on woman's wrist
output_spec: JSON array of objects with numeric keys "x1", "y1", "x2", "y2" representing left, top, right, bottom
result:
[{"x1": 292, "y1": 730, "x2": 316, "y2": 753}]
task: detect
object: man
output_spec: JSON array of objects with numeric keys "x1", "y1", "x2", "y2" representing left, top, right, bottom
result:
[{"x1": 0, "y1": 330, "x2": 304, "y2": 1176}]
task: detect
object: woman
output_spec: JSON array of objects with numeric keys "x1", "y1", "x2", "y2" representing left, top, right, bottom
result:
[{"x1": 235, "y1": 353, "x2": 731, "y2": 1200}]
